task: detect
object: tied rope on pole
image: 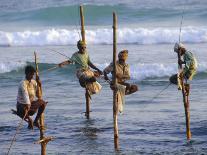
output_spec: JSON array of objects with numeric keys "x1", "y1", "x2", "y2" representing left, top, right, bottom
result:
[{"x1": 7, "y1": 110, "x2": 29, "y2": 155}]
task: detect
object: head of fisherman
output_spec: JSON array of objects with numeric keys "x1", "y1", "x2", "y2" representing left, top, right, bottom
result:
[
  {"x1": 174, "y1": 42, "x2": 186, "y2": 55},
  {"x1": 118, "y1": 50, "x2": 128, "y2": 64},
  {"x1": 25, "y1": 65, "x2": 35, "y2": 82},
  {"x1": 77, "y1": 40, "x2": 86, "y2": 54}
]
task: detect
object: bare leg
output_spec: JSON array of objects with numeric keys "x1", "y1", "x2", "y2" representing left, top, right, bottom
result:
[{"x1": 33, "y1": 100, "x2": 46, "y2": 128}]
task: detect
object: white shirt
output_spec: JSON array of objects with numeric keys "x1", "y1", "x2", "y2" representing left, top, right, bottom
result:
[{"x1": 17, "y1": 79, "x2": 37, "y2": 105}]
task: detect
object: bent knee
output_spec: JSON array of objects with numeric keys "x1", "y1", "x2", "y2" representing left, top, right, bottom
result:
[{"x1": 131, "y1": 85, "x2": 138, "y2": 92}]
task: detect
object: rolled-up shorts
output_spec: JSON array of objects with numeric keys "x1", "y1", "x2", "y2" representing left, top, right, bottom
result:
[
  {"x1": 16, "y1": 101, "x2": 42, "y2": 117},
  {"x1": 76, "y1": 69, "x2": 95, "y2": 87}
]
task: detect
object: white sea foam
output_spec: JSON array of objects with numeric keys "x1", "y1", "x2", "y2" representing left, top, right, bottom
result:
[
  {"x1": 0, "y1": 61, "x2": 27, "y2": 74},
  {"x1": 0, "y1": 26, "x2": 207, "y2": 46},
  {"x1": 100, "y1": 62, "x2": 207, "y2": 81},
  {"x1": 1, "y1": 61, "x2": 206, "y2": 80}
]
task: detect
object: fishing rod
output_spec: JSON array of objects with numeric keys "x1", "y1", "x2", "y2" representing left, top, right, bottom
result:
[
  {"x1": 46, "y1": 48, "x2": 70, "y2": 59},
  {"x1": 39, "y1": 49, "x2": 73, "y2": 74},
  {"x1": 39, "y1": 66, "x2": 59, "y2": 74},
  {"x1": 179, "y1": 10, "x2": 184, "y2": 43},
  {"x1": 7, "y1": 110, "x2": 29, "y2": 155}
]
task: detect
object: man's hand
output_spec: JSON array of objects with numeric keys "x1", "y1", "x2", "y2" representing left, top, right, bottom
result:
[
  {"x1": 58, "y1": 60, "x2": 71, "y2": 68},
  {"x1": 58, "y1": 62, "x2": 64, "y2": 68},
  {"x1": 36, "y1": 75, "x2": 42, "y2": 86}
]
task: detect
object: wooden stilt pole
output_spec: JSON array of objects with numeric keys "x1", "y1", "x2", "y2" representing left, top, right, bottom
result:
[
  {"x1": 184, "y1": 83, "x2": 191, "y2": 140},
  {"x1": 80, "y1": 5, "x2": 85, "y2": 43},
  {"x1": 40, "y1": 113, "x2": 46, "y2": 155},
  {"x1": 80, "y1": 5, "x2": 90, "y2": 118},
  {"x1": 34, "y1": 52, "x2": 53, "y2": 155},
  {"x1": 177, "y1": 52, "x2": 191, "y2": 140},
  {"x1": 85, "y1": 89, "x2": 90, "y2": 119},
  {"x1": 112, "y1": 12, "x2": 119, "y2": 150}
]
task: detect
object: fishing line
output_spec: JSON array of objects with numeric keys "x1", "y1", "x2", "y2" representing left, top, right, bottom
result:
[
  {"x1": 148, "y1": 82, "x2": 172, "y2": 103},
  {"x1": 7, "y1": 110, "x2": 29, "y2": 155}
]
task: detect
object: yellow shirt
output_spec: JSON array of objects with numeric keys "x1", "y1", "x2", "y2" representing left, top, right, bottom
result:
[{"x1": 104, "y1": 61, "x2": 130, "y2": 83}]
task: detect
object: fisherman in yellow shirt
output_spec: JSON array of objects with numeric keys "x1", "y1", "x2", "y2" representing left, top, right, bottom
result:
[{"x1": 104, "y1": 50, "x2": 138, "y2": 95}]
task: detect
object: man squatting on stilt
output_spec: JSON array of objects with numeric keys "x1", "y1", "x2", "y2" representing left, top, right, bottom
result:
[
  {"x1": 58, "y1": 40, "x2": 103, "y2": 94},
  {"x1": 16, "y1": 66, "x2": 47, "y2": 129},
  {"x1": 169, "y1": 43, "x2": 198, "y2": 89},
  {"x1": 104, "y1": 50, "x2": 138, "y2": 95}
]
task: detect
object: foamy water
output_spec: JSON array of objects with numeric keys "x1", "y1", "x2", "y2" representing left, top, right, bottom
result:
[{"x1": 1, "y1": 26, "x2": 207, "y2": 46}]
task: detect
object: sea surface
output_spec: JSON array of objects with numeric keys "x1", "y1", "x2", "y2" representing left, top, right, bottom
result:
[{"x1": 0, "y1": 0, "x2": 207, "y2": 154}]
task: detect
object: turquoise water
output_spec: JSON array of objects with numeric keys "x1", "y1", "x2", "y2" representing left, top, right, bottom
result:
[{"x1": 0, "y1": 0, "x2": 207, "y2": 154}]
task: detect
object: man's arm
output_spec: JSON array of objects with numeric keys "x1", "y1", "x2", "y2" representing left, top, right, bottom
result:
[
  {"x1": 103, "y1": 63, "x2": 113, "y2": 81},
  {"x1": 58, "y1": 60, "x2": 72, "y2": 67},
  {"x1": 88, "y1": 60, "x2": 103, "y2": 75},
  {"x1": 104, "y1": 70, "x2": 110, "y2": 81}
]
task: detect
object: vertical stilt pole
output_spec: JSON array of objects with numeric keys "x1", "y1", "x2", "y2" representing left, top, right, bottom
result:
[
  {"x1": 40, "y1": 113, "x2": 46, "y2": 155},
  {"x1": 177, "y1": 47, "x2": 191, "y2": 140},
  {"x1": 80, "y1": 5, "x2": 90, "y2": 118},
  {"x1": 112, "y1": 12, "x2": 119, "y2": 150},
  {"x1": 34, "y1": 52, "x2": 53, "y2": 154},
  {"x1": 80, "y1": 5, "x2": 85, "y2": 43},
  {"x1": 184, "y1": 84, "x2": 191, "y2": 140},
  {"x1": 85, "y1": 89, "x2": 90, "y2": 119}
]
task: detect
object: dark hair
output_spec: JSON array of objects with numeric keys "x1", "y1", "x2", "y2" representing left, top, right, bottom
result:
[{"x1": 25, "y1": 65, "x2": 36, "y2": 75}]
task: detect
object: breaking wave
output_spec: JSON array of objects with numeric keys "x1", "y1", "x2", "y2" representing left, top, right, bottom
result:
[
  {"x1": 0, "y1": 61, "x2": 27, "y2": 74},
  {"x1": 0, "y1": 26, "x2": 207, "y2": 46},
  {"x1": 1, "y1": 61, "x2": 207, "y2": 81}
]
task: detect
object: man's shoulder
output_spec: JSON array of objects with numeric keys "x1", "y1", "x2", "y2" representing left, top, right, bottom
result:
[
  {"x1": 31, "y1": 79, "x2": 37, "y2": 84},
  {"x1": 20, "y1": 79, "x2": 27, "y2": 85},
  {"x1": 185, "y1": 50, "x2": 194, "y2": 58},
  {"x1": 21, "y1": 79, "x2": 36, "y2": 85},
  {"x1": 72, "y1": 51, "x2": 79, "y2": 56}
]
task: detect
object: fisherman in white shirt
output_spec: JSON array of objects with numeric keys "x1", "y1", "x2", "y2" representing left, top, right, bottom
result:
[{"x1": 16, "y1": 65, "x2": 46, "y2": 129}]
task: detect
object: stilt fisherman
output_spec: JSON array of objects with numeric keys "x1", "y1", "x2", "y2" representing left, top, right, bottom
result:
[
  {"x1": 16, "y1": 65, "x2": 47, "y2": 129},
  {"x1": 169, "y1": 43, "x2": 198, "y2": 88},
  {"x1": 58, "y1": 40, "x2": 103, "y2": 95},
  {"x1": 104, "y1": 50, "x2": 138, "y2": 95},
  {"x1": 103, "y1": 50, "x2": 138, "y2": 112}
]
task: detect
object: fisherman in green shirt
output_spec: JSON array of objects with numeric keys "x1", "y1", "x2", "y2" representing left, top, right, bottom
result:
[
  {"x1": 169, "y1": 43, "x2": 198, "y2": 87},
  {"x1": 58, "y1": 40, "x2": 103, "y2": 94}
]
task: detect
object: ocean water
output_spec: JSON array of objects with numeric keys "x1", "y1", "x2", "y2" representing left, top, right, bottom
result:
[{"x1": 0, "y1": 0, "x2": 207, "y2": 154}]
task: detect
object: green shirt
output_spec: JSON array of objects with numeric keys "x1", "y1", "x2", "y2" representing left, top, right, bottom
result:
[
  {"x1": 183, "y1": 50, "x2": 197, "y2": 80},
  {"x1": 70, "y1": 51, "x2": 90, "y2": 70}
]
